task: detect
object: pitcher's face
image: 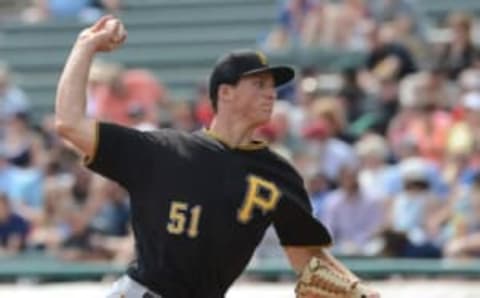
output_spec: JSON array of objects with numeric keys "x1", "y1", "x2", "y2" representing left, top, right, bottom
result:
[{"x1": 231, "y1": 72, "x2": 276, "y2": 127}]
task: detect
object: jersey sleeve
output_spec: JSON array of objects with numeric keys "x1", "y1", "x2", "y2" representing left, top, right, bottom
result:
[
  {"x1": 272, "y1": 168, "x2": 332, "y2": 246},
  {"x1": 85, "y1": 122, "x2": 173, "y2": 190}
]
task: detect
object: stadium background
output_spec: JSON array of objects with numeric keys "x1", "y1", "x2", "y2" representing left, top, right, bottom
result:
[{"x1": 0, "y1": 0, "x2": 480, "y2": 297}]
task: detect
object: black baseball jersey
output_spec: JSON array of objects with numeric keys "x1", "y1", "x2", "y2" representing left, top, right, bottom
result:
[{"x1": 87, "y1": 122, "x2": 332, "y2": 298}]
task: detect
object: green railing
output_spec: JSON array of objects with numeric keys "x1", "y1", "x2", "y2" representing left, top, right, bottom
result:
[{"x1": 2, "y1": 252, "x2": 480, "y2": 281}]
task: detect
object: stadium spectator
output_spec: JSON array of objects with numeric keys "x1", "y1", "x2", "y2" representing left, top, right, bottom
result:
[
  {"x1": 22, "y1": 0, "x2": 121, "y2": 23},
  {"x1": 263, "y1": 0, "x2": 323, "y2": 50},
  {"x1": 282, "y1": 68, "x2": 320, "y2": 136},
  {"x1": 0, "y1": 63, "x2": 30, "y2": 123},
  {"x1": 436, "y1": 12, "x2": 478, "y2": 80},
  {"x1": 28, "y1": 158, "x2": 75, "y2": 251},
  {"x1": 302, "y1": 119, "x2": 345, "y2": 181},
  {"x1": 307, "y1": 169, "x2": 332, "y2": 221},
  {"x1": 0, "y1": 1, "x2": 31, "y2": 23},
  {"x1": 309, "y1": 0, "x2": 371, "y2": 50},
  {"x1": 69, "y1": 163, "x2": 93, "y2": 206},
  {"x1": 90, "y1": 66, "x2": 166, "y2": 127},
  {"x1": 255, "y1": 101, "x2": 303, "y2": 161},
  {"x1": 128, "y1": 105, "x2": 159, "y2": 132},
  {"x1": 322, "y1": 165, "x2": 384, "y2": 256},
  {"x1": 0, "y1": 148, "x2": 43, "y2": 225},
  {"x1": 255, "y1": 122, "x2": 291, "y2": 160},
  {"x1": 337, "y1": 67, "x2": 372, "y2": 124},
  {"x1": 443, "y1": 173, "x2": 480, "y2": 258},
  {"x1": 400, "y1": 65, "x2": 459, "y2": 109},
  {"x1": 458, "y1": 49, "x2": 480, "y2": 93},
  {"x1": 442, "y1": 149, "x2": 477, "y2": 192},
  {"x1": 193, "y1": 82, "x2": 214, "y2": 128},
  {"x1": 86, "y1": 60, "x2": 124, "y2": 118},
  {"x1": 2, "y1": 112, "x2": 47, "y2": 169},
  {"x1": 390, "y1": 13, "x2": 428, "y2": 61},
  {"x1": 90, "y1": 0, "x2": 121, "y2": 15},
  {"x1": 87, "y1": 177, "x2": 129, "y2": 237},
  {"x1": 310, "y1": 97, "x2": 350, "y2": 141},
  {"x1": 28, "y1": 150, "x2": 93, "y2": 252},
  {"x1": 386, "y1": 158, "x2": 444, "y2": 257},
  {"x1": 446, "y1": 93, "x2": 480, "y2": 183},
  {"x1": 365, "y1": 23, "x2": 418, "y2": 81},
  {"x1": 388, "y1": 68, "x2": 455, "y2": 164},
  {"x1": 0, "y1": 193, "x2": 30, "y2": 255},
  {"x1": 55, "y1": 204, "x2": 108, "y2": 261},
  {"x1": 169, "y1": 101, "x2": 198, "y2": 132},
  {"x1": 355, "y1": 133, "x2": 394, "y2": 201},
  {"x1": 400, "y1": 100, "x2": 452, "y2": 164},
  {"x1": 369, "y1": 0, "x2": 422, "y2": 35}
]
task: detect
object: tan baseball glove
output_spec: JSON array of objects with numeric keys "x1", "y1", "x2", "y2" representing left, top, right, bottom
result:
[{"x1": 295, "y1": 257, "x2": 379, "y2": 298}]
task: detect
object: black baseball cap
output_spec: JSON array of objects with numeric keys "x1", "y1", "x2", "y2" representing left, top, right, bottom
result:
[{"x1": 209, "y1": 49, "x2": 295, "y2": 109}]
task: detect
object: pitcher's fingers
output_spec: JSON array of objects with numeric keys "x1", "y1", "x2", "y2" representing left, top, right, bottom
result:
[
  {"x1": 112, "y1": 22, "x2": 125, "y2": 43},
  {"x1": 118, "y1": 30, "x2": 128, "y2": 44},
  {"x1": 117, "y1": 25, "x2": 128, "y2": 43},
  {"x1": 107, "y1": 19, "x2": 121, "y2": 33},
  {"x1": 91, "y1": 15, "x2": 114, "y2": 32}
]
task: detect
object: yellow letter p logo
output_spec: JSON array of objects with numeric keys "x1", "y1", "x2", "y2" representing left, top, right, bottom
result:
[{"x1": 237, "y1": 175, "x2": 280, "y2": 223}]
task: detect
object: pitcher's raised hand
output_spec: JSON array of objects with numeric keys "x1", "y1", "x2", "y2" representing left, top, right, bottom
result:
[{"x1": 76, "y1": 15, "x2": 127, "y2": 52}]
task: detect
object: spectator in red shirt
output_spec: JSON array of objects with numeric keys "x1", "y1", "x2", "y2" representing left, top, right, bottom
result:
[{"x1": 93, "y1": 68, "x2": 166, "y2": 127}]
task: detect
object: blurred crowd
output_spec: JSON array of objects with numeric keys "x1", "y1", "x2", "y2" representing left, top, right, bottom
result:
[
  {"x1": 0, "y1": 0, "x2": 121, "y2": 24},
  {"x1": 256, "y1": 0, "x2": 480, "y2": 260},
  {"x1": 262, "y1": 0, "x2": 430, "y2": 53},
  {"x1": 0, "y1": 0, "x2": 480, "y2": 266}
]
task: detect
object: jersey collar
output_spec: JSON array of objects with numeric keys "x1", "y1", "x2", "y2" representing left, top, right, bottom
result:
[{"x1": 202, "y1": 128, "x2": 267, "y2": 151}]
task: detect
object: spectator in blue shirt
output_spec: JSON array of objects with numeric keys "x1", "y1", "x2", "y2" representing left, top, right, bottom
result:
[{"x1": 0, "y1": 148, "x2": 43, "y2": 223}]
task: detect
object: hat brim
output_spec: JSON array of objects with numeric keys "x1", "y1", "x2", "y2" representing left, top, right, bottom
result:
[{"x1": 242, "y1": 66, "x2": 295, "y2": 87}]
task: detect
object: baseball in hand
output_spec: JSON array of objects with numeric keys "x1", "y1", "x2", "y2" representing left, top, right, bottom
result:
[
  {"x1": 105, "y1": 18, "x2": 127, "y2": 47},
  {"x1": 78, "y1": 16, "x2": 128, "y2": 52}
]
